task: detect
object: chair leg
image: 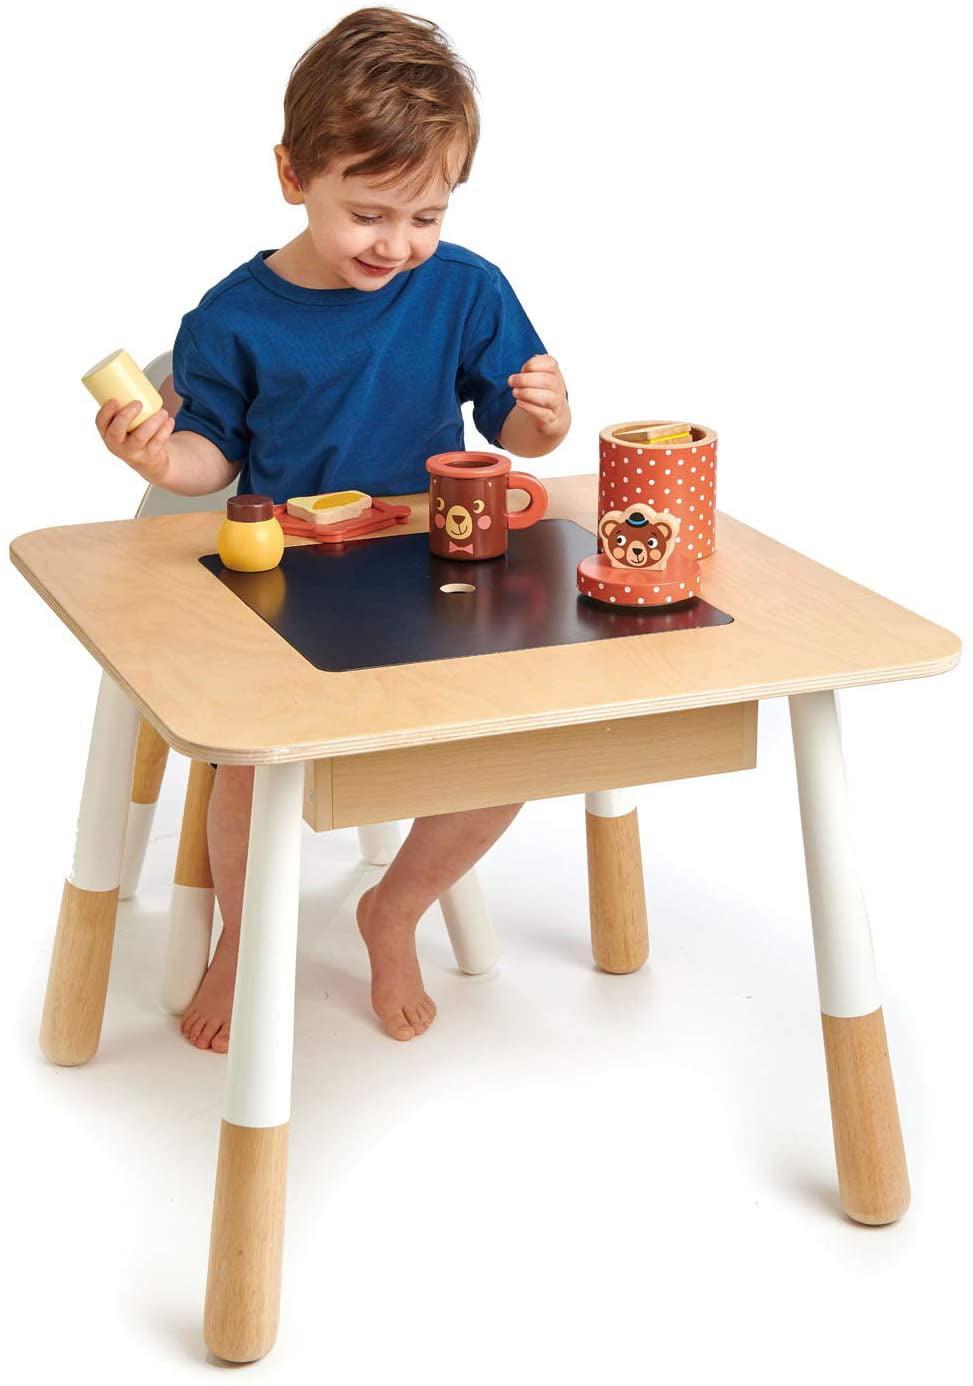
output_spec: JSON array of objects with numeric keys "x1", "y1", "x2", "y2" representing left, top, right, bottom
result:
[
  {"x1": 790, "y1": 690, "x2": 910, "y2": 1225},
  {"x1": 584, "y1": 789, "x2": 649, "y2": 973},
  {"x1": 119, "y1": 717, "x2": 169, "y2": 899},
  {"x1": 40, "y1": 672, "x2": 141, "y2": 1065},
  {"x1": 359, "y1": 820, "x2": 498, "y2": 973},
  {"x1": 162, "y1": 761, "x2": 217, "y2": 1014},
  {"x1": 358, "y1": 820, "x2": 400, "y2": 865},
  {"x1": 204, "y1": 761, "x2": 305, "y2": 1363},
  {"x1": 440, "y1": 868, "x2": 499, "y2": 974}
]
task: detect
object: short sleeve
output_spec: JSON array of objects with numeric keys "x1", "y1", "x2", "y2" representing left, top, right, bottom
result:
[
  {"x1": 456, "y1": 267, "x2": 551, "y2": 447},
  {"x1": 171, "y1": 317, "x2": 250, "y2": 462}
]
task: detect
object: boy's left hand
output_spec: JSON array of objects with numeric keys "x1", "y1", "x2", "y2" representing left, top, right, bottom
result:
[{"x1": 508, "y1": 355, "x2": 569, "y2": 436}]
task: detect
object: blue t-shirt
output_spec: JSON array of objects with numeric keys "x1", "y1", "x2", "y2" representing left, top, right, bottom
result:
[{"x1": 171, "y1": 241, "x2": 550, "y2": 500}]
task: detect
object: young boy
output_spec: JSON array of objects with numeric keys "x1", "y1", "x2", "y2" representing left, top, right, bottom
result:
[{"x1": 95, "y1": 7, "x2": 571, "y2": 1049}]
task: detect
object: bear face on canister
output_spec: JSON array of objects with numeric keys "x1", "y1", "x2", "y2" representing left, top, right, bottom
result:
[{"x1": 599, "y1": 504, "x2": 678, "y2": 570}]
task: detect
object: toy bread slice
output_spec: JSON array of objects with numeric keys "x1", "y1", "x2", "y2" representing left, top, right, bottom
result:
[
  {"x1": 286, "y1": 490, "x2": 372, "y2": 526},
  {"x1": 642, "y1": 422, "x2": 692, "y2": 443}
]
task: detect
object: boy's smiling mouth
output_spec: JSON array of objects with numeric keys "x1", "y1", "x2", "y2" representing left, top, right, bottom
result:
[{"x1": 354, "y1": 257, "x2": 404, "y2": 274}]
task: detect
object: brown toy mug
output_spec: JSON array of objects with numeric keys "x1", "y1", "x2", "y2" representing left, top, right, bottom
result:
[{"x1": 426, "y1": 451, "x2": 548, "y2": 560}]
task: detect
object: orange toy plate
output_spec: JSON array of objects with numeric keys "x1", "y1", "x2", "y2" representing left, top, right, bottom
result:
[
  {"x1": 275, "y1": 497, "x2": 412, "y2": 543},
  {"x1": 577, "y1": 551, "x2": 702, "y2": 607}
]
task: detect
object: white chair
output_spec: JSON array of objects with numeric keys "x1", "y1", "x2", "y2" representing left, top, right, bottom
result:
[{"x1": 119, "y1": 351, "x2": 501, "y2": 1014}]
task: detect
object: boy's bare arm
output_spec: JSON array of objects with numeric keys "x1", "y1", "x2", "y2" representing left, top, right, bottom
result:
[
  {"x1": 499, "y1": 353, "x2": 571, "y2": 459},
  {"x1": 95, "y1": 372, "x2": 242, "y2": 496},
  {"x1": 498, "y1": 397, "x2": 572, "y2": 459}
]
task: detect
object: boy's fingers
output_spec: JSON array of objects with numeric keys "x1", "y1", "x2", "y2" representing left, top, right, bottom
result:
[
  {"x1": 509, "y1": 371, "x2": 556, "y2": 389},
  {"x1": 515, "y1": 398, "x2": 556, "y2": 422},
  {"x1": 513, "y1": 386, "x2": 558, "y2": 407},
  {"x1": 145, "y1": 415, "x2": 175, "y2": 455},
  {"x1": 105, "y1": 400, "x2": 144, "y2": 446},
  {"x1": 131, "y1": 408, "x2": 169, "y2": 446},
  {"x1": 515, "y1": 399, "x2": 559, "y2": 424},
  {"x1": 95, "y1": 398, "x2": 119, "y2": 434}
]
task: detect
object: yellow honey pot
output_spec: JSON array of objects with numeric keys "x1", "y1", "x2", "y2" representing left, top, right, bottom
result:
[{"x1": 217, "y1": 495, "x2": 284, "y2": 572}]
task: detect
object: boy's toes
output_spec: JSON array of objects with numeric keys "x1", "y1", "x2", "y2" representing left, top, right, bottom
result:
[
  {"x1": 194, "y1": 1018, "x2": 222, "y2": 1049},
  {"x1": 383, "y1": 1009, "x2": 416, "y2": 1041},
  {"x1": 419, "y1": 996, "x2": 437, "y2": 1024},
  {"x1": 403, "y1": 1004, "x2": 429, "y2": 1035},
  {"x1": 211, "y1": 1023, "x2": 231, "y2": 1054},
  {"x1": 184, "y1": 1012, "x2": 208, "y2": 1045}
]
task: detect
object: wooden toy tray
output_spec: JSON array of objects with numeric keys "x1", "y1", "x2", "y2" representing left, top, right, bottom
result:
[{"x1": 198, "y1": 519, "x2": 733, "y2": 673}]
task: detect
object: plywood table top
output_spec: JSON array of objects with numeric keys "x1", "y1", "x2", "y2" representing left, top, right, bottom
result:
[{"x1": 10, "y1": 475, "x2": 961, "y2": 764}]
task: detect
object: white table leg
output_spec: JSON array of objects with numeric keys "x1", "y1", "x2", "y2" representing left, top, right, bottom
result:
[
  {"x1": 358, "y1": 820, "x2": 400, "y2": 865},
  {"x1": 790, "y1": 690, "x2": 910, "y2": 1224},
  {"x1": 204, "y1": 760, "x2": 305, "y2": 1363},
  {"x1": 440, "y1": 867, "x2": 499, "y2": 974},
  {"x1": 162, "y1": 761, "x2": 216, "y2": 1013},
  {"x1": 41, "y1": 672, "x2": 141, "y2": 1065},
  {"x1": 585, "y1": 789, "x2": 649, "y2": 973},
  {"x1": 359, "y1": 820, "x2": 498, "y2": 973},
  {"x1": 119, "y1": 717, "x2": 169, "y2": 899}
]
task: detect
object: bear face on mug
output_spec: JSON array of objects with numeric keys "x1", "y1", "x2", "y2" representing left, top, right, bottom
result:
[
  {"x1": 599, "y1": 503, "x2": 681, "y2": 571},
  {"x1": 431, "y1": 474, "x2": 502, "y2": 559}
]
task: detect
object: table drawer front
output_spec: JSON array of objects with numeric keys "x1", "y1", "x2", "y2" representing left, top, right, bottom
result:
[{"x1": 303, "y1": 701, "x2": 757, "y2": 831}]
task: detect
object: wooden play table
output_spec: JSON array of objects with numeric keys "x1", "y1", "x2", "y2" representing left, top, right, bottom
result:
[{"x1": 10, "y1": 474, "x2": 960, "y2": 1361}]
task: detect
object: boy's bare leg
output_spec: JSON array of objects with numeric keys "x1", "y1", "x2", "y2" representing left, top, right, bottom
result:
[
  {"x1": 358, "y1": 803, "x2": 523, "y2": 1040},
  {"x1": 181, "y1": 765, "x2": 253, "y2": 1052},
  {"x1": 181, "y1": 770, "x2": 522, "y2": 1049}
]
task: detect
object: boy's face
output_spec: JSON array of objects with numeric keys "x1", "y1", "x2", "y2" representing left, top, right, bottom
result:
[{"x1": 275, "y1": 143, "x2": 462, "y2": 291}]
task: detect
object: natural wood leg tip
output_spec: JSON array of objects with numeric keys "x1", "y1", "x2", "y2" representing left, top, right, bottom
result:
[
  {"x1": 822, "y1": 1009, "x2": 910, "y2": 1228},
  {"x1": 204, "y1": 1323, "x2": 278, "y2": 1365},
  {"x1": 39, "y1": 1029, "x2": 99, "y2": 1068},
  {"x1": 204, "y1": 1120, "x2": 288, "y2": 1365},
  {"x1": 842, "y1": 1193, "x2": 911, "y2": 1227},
  {"x1": 586, "y1": 808, "x2": 649, "y2": 975},
  {"x1": 39, "y1": 880, "x2": 119, "y2": 1067},
  {"x1": 593, "y1": 941, "x2": 650, "y2": 975}
]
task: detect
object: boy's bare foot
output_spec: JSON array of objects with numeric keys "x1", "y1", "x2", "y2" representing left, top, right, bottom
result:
[
  {"x1": 357, "y1": 884, "x2": 437, "y2": 1041},
  {"x1": 180, "y1": 931, "x2": 238, "y2": 1053}
]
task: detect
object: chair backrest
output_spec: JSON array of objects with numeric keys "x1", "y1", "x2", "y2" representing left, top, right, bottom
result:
[{"x1": 134, "y1": 351, "x2": 238, "y2": 520}]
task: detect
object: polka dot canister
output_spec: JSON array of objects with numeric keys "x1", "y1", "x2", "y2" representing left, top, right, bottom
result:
[{"x1": 597, "y1": 421, "x2": 718, "y2": 560}]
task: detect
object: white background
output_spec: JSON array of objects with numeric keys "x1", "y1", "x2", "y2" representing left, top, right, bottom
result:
[{"x1": 3, "y1": 1, "x2": 971, "y2": 1380}]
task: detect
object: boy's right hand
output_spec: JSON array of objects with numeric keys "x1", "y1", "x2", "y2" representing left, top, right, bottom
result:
[{"x1": 95, "y1": 398, "x2": 176, "y2": 487}]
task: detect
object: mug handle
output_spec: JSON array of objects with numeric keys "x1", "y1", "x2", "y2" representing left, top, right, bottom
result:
[{"x1": 506, "y1": 472, "x2": 549, "y2": 529}]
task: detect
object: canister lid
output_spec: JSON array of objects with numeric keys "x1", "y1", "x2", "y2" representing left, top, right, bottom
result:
[{"x1": 227, "y1": 494, "x2": 275, "y2": 522}]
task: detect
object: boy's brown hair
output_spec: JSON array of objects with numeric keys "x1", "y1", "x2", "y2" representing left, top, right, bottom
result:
[{"x1": 281, "y1": 7, "x2": 480, "y2": 196}]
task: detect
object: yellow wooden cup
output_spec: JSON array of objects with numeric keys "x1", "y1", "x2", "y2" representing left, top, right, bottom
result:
[{"x1": 82, "y1": 349, "x2": 163, "y2": 431}]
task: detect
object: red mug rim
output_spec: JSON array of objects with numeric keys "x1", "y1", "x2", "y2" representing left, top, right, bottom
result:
[{"x1": 426, "y1": 451, "x2": 511, "y2": 480}]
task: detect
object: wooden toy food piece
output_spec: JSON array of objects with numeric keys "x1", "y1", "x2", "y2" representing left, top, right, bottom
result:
[
  {"x1": 275, "y1": 497, "x2": 411, "y2": 542},
  {"x1": 82, "y1": 349, "x2": 164, "y2": 431},
  {"x1": 217, "y1": 495, "x2": 285, "y2": 572},
  {"x1": 285, "y1": 490, "x2": 372, "y2": 526},
  {"x1": 641, "y1": 422, "x2": 692, "y2": 444},
  {"x1": 612, "y1": 420, "x2": 693, "y2": 445}
]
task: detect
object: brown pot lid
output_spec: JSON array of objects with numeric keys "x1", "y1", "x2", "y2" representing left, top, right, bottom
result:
[{"x1": 227, "y1": 494, "x2": 275, "y2": 522}]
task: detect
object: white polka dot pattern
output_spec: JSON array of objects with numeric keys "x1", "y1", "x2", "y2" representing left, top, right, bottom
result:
[
  {"x1": 577, "y1": 551, "x2": 702, "y2": 607},
  {"x1": 598, "y1": 422, "x2": 717, "y2": 559}
]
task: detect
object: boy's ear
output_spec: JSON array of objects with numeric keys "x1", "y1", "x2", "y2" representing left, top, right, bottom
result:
[{"x1": 274, "y1": 145, "x2": 305, "y2": 205}]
